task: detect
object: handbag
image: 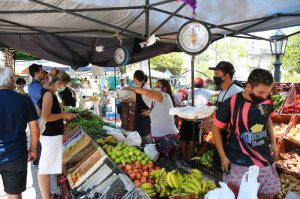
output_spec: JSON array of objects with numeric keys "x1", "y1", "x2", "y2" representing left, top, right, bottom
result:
[{"x1": 34, "y1": 104, "x2": 46, "y2": 135}]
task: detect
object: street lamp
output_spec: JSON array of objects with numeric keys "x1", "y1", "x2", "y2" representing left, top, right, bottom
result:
[{"x1": 269, "y1": 29, "x2": 288, "y2": 82}]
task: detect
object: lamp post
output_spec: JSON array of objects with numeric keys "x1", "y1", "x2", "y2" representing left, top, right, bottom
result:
[{"x1": 269, "y1": 30, "x2": 288, "y2": 82}]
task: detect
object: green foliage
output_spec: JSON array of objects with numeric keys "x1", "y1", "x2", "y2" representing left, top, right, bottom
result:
[
  {"x1": 150, "y1": 52, "x2": 184, "y2": 75},
  {"x1": 282, "y1": 29, "x2": 300, "y2": 73},
  {"x1": 68, "y1": 110, "x2": 112, "y2": 139},
  {"x1": 210, "y1": 38, "x2": 247, "y2": 66}
]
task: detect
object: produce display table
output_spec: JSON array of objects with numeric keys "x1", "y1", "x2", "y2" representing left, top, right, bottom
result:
[{"x1": 60, "y1": 108, "x2": 218, "y2": 199}]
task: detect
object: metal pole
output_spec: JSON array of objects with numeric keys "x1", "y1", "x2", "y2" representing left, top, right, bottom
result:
[
  {"x1": 191, "y1": 56, "x2": 195, "y2": 106},
  {"x1": 273, "y1": 55, "x2": 282, "y2": 82},
  {"x1": 114, "y1": 67, "x2": 117, "y2": 123},
  {"x1": 145, "y1": 0, "x2": 149, "y2": 37},
  {"x1": 148, "y1": 59, "x2": 152, "y2": 88}
]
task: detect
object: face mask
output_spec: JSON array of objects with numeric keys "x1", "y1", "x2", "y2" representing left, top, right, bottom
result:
[
  {"x1": 249, "y1": 92, "x2": 266, "y2": 104},
  {"x1": 57, "y1": 86, "x2": 66, "y2": 92},
  {"x1": 213, "y1": 76, "x2": 224, "y2": 87},
  {"x1": 154, "y1": 87, "x2": 161, "y2": 92}
]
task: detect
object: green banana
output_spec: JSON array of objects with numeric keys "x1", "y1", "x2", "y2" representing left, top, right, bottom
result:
[
  {"x1": 184, "y1": 182, "x2": 200, "y2": 193},
  {"x1": 154, "y1": 184, "x2": 161, "y2": 193},
  {"x1": 206, "y1": 180, "x2": 217, "y2": 190},
  {"x1": 159, "y1": 185, "x2": 167, "y2": 198},
  {"x1": 145, "y1": 190, "x2": 156, "y2": 198},
  {"x1": 140, "y1": 183, "x2": 154, "y2": 191},
  {"x1": 181, "y1": 183, "x2": 196, "y2": 194}
]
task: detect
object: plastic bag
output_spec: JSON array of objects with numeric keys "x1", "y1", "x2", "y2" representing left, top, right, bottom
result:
[
  {"x1": 144, "y1": 144, "x2": 159, "y2": 161},
  {"x1": 124, "y1": 131, "x2": 142, "y2": 147},
  {"x1": 204, "y1": 182, "x2": 235, "y2": 199},
  {"x1": 123, "y1": 188, "x2": 151, "y2": 199},
  {"x1": 237, "y1": 165, "x2": 260, "y2": 199},
  {"x1": 103, "y1": 126, "x2": 125, "y2": 142},
  {"x1": 109, "y1": 90, "x2": 135, "y2": 100},
  {"x1": 169, "y1": 105, "x2": 216, "y2": 120}
]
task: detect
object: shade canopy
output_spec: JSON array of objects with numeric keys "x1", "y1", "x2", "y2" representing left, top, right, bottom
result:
[{"x1": 0, "y1": 0, "x2": 299, "y2": 68}]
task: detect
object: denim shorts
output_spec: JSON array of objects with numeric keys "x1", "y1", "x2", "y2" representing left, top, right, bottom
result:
[{"x1": 0, "y1": 157, "x2": 27, "y2": 194}]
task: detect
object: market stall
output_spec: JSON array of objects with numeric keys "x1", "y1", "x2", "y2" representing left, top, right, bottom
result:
[{"x1": 60, "y1": 107, "x2": 218, "y2": 199}]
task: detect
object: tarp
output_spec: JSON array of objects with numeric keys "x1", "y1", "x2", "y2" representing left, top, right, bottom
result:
[
  {"x1": 0, "y1": 0, "x2": 299, "y2": 67},
  {"x1": 164, "y1": 69, "x2": 173, "y2": 77},
  {"x1": 126, "y1": 69, "x2": 171, "y2": 79}
]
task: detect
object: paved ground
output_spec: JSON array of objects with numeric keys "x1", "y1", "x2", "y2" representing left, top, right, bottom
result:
[{"x1": 0, "y1": 163, "x2": 60, "y2": 199}]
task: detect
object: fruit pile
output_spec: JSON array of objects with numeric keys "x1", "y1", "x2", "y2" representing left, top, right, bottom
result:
[
  {"x1": 277, "y1": 173, "x2": 300, "y2": 199},
  {"x1": 191, "y1": 150, "x2": 213, "y2": 168},
  {"x1": 96, "y1": 136, "x2": 117, "y2": 145},
  {"x1": 118, "y1": 161, "x2": 158, "y2": 188},
  {"x1": 286, "y1": 124, "x2": 300, "y2": 142},
  {"x1": 140, "y1": 169, "x2": 216, "y2": 198},
  {"x1": 102, "y1": 142, "x2": 152, "y2": 165},
  {"x1": 273, "y1": 123, "x2": 289, "y2": 137},
  {"x1": 271, "y1": 95, "x2": 285, "y2": 112},
  {"x1": 282, "y1": 96, "x2": 300, "y2": 114},
  {"x1": 276, "y1": 152, "x2": 300, "y2": 173}
]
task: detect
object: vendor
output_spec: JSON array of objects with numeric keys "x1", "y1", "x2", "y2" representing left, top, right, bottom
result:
[
  {"x1": 200, "y1": 61, "x2": 243, "y2": 182},
  {"x1": 132, "y1": 70, "x2": 152, "y2": 144},
  {"x1": 213, "y1": 69, "x2": 280, "y2": 198},
  {"x1": 125, "y1": 79, "x2": 179, "y2": 160},
  {"x1": 99, "y1": 90, "x2": 111, "y2": 117},
  {"x1": 180, "y1": 77, "x2": 218, "y2": 164}
]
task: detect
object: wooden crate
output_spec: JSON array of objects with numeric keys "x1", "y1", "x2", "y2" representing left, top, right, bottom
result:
[
  {"x1": 272, "y1": 83, "x2": 292, "y2": 114},
  {"x1": 276, "y1": 139, "x2": 300, "y2": 178},
  {"x1": 284, "y1": 114, "x2": 300, "y2": 145},
  {"x1": 279, "y1": 83, "x2": 300, "y2": 114},
  {"x1": 271, "y1": 114, "x2": 292, "y2": 139}
]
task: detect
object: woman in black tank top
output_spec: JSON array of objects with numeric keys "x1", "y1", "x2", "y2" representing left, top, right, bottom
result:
[{"x1": 38, "y1": 69, "x2": 76, "y2": 199}]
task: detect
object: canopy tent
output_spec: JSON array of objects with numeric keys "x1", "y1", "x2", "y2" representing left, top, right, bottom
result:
[
  {"x1": 164, "y1": 69, "x2": 173, "y2": 77},
  {"x1": 0, "y1": 46, "x2": 40, "y2": 61},
  {"x1": 0, "y1": 0, "x2": 298, "y2": 68},
  {"x1": 126, "y1": 69, "x2": 172, "y2": 79}
]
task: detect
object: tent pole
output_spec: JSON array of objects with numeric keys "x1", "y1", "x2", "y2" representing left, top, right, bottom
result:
[
  {"x1": 148, "y1": 59, "x2": 152, "y2": 88},
  {"x1": 0, "y1": 6, "x2": 144, "y2": 14},
  {"x1": 145, "y1": 0, "x2": 149, "y2": 37},
  {"x1": 114, "y1": 66, "x2": 117, "y2": 124},
  {"x1": 191, "y1": 56, "x2": 195, "y2": 107}
]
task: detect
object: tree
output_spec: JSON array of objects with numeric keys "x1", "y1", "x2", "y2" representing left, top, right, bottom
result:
[
  {"x1": 282, "y1": 28, "x2": 300, "y2": 73},
  {"x1": 210, "y1": 38, "x2": 247, "y2": 66},
  {"x1": 150, "y1": 52, "x2": 183, "y2": 76}
]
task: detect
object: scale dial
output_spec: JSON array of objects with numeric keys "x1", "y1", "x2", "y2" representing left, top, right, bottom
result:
[
  {"x1": 114, "y1": 47, "x2": 129, "y2": 65},
  {"x1": 177, "y1": 21, "x2": 211, "y2": 55}
]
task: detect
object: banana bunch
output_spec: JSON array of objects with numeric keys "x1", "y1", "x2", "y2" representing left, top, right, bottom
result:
[
  {"x1": 166, "y1": 170, "x2": 184, "y2": 189},
  {"x1": 189, "y1": 169, "x2": 203, "y2": 181},
  {"x1": 156, "y1": 169, "x2": 168, "y2": 188},
  {"x1": 154, "y1": 184, "x2": 169, "y2": 198},
  {"x1": 206, "y1": 180, "x2": 217, "y2": 190},
  {"x1": 191, "y1": 150, "x2": 213, "y2": 167},
  {"x1": 140, "y1": 183, "x2": 156, "y2": 198},
  {"x1": 96, "y1": 138, "x2": 105, "y2": 145},
  {"x1": 181, "y1": 176, "x2": 209, "y2": 197},
  {"x1": 149, "y1": 168, "x2": 166, "y2": 179},
  {"x1": 104, "y1": 135, "x2": 116, "y2": 143}
]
